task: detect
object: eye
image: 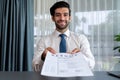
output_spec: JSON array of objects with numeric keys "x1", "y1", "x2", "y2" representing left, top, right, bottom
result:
[
  {"x1": 64, "y1": 13, "x2": 69, "y2": 16},
  {"x1": 55, "y1": 13, "x2": 61, "y2": 17}
]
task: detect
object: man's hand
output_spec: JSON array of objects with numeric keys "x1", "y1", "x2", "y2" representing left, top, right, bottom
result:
[
  {"x1": 33, "y1": 64, "x2": 41, "y2": 72},
  {"x1": 71, "y1": 48, "x2": 80, "y2": 54},
  {"x1": 41, "y1": 47, "x2": 56, "y2": 61}
]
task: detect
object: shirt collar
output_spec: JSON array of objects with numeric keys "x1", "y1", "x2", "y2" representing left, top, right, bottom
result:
[{"x1": 54, "y1": 29, "x2": 70, "y2": 37}]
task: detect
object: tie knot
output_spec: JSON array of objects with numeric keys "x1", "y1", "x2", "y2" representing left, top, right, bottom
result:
[{"x1": 59, "y1": 34, "x2": 66, "y2": 38}]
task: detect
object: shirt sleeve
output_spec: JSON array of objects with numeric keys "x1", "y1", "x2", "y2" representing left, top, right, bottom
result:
[
  {"x1": 32, "y1": 38, "x2": 45, "y2": 65},
  {"x1": 79, "y1": 35, "x2": 95, "y2": 69}
]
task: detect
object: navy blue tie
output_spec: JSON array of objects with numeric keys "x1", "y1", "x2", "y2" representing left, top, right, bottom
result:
[{"x1": 59, "y1": 34, "x2": 66, "y2": 53}]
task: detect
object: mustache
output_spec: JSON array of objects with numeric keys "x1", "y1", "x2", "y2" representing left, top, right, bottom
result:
[{"x1": 58, "y1": 20, "x2": 65, "y2": 22}]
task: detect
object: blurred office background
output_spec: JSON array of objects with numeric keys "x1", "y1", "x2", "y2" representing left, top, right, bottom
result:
[
  {"x1": 34, "y1": 0, "x2": 120, "y2": 71},
  {"x1": 0, "y1": 0, "x2": 120, "y2": 71}
]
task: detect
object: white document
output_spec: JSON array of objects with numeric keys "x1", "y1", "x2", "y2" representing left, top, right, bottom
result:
[{"x1": 41, "y1": 52, "x2": 93, "y2": 77}]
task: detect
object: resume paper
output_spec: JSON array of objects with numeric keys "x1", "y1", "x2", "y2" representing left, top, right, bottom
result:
[{"x1": 41, "y1": 52, "x2": 93, "y2": 77}]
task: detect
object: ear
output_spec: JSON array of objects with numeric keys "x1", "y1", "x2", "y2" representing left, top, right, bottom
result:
[{"x1": 69, "y1": 16, "x2": 71, "y2": 20}]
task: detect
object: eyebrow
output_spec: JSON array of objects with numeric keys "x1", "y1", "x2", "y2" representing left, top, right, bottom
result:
[{"x1": 55, "y1": 12, "x2": 69, "y2": 15}]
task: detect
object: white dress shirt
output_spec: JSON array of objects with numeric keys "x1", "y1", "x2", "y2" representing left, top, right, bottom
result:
[{"x1": 32, "y1": 29, "x2": 95, "y2": 70}]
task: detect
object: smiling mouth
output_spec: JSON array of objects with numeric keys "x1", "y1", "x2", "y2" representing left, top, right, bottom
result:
[
  {"x1": 59, "y1": 21, "x2": 65, "y2": 24},
  {"x1": 59, "y1": 22, "x2": 66, "y2": 26}
]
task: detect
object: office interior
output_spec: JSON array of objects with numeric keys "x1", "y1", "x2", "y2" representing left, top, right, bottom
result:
[{"x1": 34, "y1": 0, "x2": 120, "y2": 71}]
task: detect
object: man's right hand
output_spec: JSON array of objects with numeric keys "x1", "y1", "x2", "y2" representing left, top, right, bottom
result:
[{"x1": 41, "y1": 47, "x2": 56, "y2": 61}]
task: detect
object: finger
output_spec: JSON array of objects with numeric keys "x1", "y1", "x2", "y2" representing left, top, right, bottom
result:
[
  {"x1": 71, "y1": 49, "x2": 76, "y2": 54},
  {"x1": 47, "y1": 47, "x2": 56, "y2": 54},
  {"x1": 74, "y1": 49, "x2": 80, "y2": 53},
  {"x1": 34, "y1": 64, "x2": 40, "y2": 72},
  {"x1": 50, "y1": 49, "x2": 56, "y2": 54},
  {"x1": 72, "y1": 48, "x2": 80, "y2": 54}
]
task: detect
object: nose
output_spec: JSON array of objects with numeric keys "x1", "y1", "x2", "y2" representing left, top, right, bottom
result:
[{"x1": 60, "y1": 15, "x2": 65, "y2": 20}]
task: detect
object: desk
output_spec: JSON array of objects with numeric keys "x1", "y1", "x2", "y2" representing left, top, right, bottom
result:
[{"x1": 0, "y1": 71, "x2": 119, "y2": 80}]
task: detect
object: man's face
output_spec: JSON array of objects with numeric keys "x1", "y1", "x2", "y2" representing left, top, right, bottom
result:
[{"x1": 52, "y1": 8, "x2": 71, "y2": 30}]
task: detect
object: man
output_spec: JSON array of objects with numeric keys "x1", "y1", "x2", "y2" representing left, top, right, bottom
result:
[{"x1": 32, "y1": 1, "x2": 95, "y2": 72}]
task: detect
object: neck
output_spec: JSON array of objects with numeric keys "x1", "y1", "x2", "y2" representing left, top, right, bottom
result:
[{"x1": 56, "y1": 28, "x2": 68, "y2": 33}]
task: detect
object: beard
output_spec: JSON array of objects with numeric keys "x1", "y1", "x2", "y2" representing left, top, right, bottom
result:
[{"x1": 55, "y1": 20, "x2": 70, "y2": 30}]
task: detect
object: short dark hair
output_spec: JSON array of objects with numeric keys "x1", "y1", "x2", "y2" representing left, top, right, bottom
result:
[{"x1": 50, "y1": 1, "x2": 71, "y2": 16}]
